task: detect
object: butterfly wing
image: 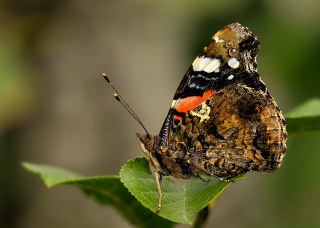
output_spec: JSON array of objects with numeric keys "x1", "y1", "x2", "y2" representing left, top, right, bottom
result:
[
  {"x1": 159, "y1": 22, "x2": 262, "y2": 148},
  {"x1": 157, "y1": 23, "x2": 287, "y2": 179}
]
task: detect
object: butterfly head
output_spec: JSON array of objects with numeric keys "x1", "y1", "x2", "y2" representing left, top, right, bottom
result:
[{"x1": 136, "y1": 133, "x2": 153, "y2": 157}]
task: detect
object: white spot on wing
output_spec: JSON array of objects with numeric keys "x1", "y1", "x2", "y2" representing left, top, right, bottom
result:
[
  {"x1": 203, "y1": 58, "x2": 220, "y2": 73},
  {"x1": 192, "y1": 56, "x2": 211, "y2": 71},
  {"x1": 227, "y1": 75, "x2": 234, "y2": 80},
  {"x1": 192, "y1": 56, "x2": 200, "y2": 69},
  {"x1": 228, "y1": 57, "x2": 240, "y2": 69},
  {"x1": 192, "y1": 56, "x2": 220, "y2": 73}
]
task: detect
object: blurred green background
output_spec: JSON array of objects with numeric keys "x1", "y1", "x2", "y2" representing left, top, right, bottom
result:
[{"x1": 1, "y1": 0, "x2": 320, "y2": 227}]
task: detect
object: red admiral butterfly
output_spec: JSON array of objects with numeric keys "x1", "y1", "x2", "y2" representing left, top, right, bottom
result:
[{"x1": 105, "y1": 22, "x2": 287, "y2": 212}]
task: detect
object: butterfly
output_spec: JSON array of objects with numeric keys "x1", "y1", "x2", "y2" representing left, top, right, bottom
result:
[{"x1": 105, "y1": 22, "x2": 287, "y2": 212}]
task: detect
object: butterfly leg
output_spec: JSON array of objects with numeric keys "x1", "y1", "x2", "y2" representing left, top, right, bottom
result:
[
  {"x1": 197, "y1": 174, "x2": 209, "y2": 182},
  {"x1": 216, "y1": 176, "x2": 235, "y2": 183},
  {"x1": 154, "y1": 169, "x2": 163, "y2": 213}
]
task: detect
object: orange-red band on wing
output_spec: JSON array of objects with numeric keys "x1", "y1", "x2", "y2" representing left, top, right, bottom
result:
[{"x1": 173, "y1": 90, "x2": 217, "y2": 121}]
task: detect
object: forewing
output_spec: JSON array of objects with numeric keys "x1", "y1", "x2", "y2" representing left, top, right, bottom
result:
[{"x1": 159, "y1": 22, "x2": 263, "y2": 147}]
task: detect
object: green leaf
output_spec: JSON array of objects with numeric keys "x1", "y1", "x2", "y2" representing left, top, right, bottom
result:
[
  {"x1": 285, "y1": 98, "x2": 320, "y2": 134},
  {"x1": 120, "y1": 157, "x2": 243, "y2": 225},
  {"x1": 22, "y1": 162, "x2": 174, "y2": 228},
  {"x1": 22, "y1": 162, "x2": 83, "y2": 187}
]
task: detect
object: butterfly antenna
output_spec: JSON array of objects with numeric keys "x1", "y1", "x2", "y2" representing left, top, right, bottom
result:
[{"x1": 102, "y1": 73, "x2": 151, "y2": 137}]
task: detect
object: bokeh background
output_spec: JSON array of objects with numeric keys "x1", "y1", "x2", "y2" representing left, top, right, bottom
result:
[{"x1": 1, "y1": 0, "x2": 320, "y2": 227}]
